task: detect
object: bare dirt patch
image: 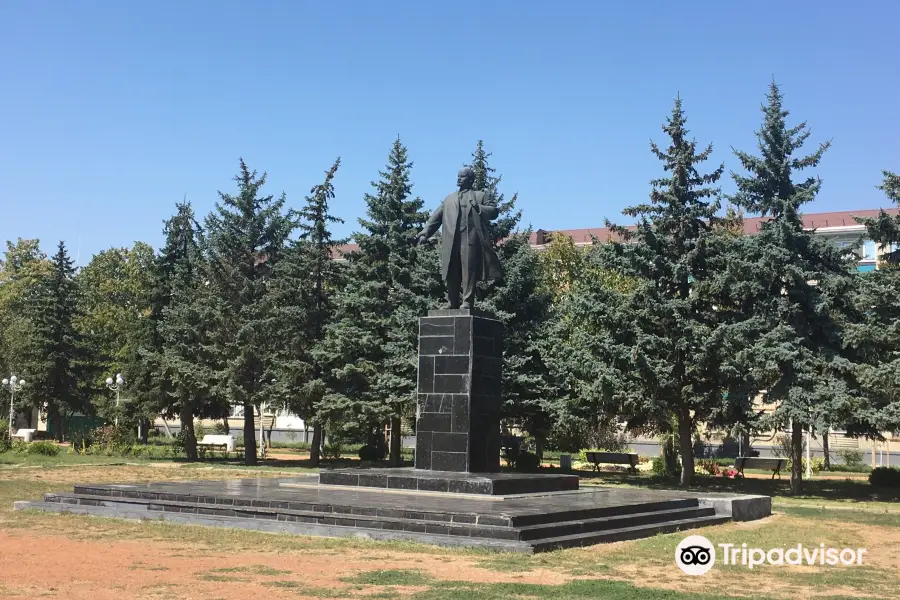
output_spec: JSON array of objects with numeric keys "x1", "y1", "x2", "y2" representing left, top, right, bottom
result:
[{"x1": 0, "y1": 529, "x2": 570, "y2": 600}]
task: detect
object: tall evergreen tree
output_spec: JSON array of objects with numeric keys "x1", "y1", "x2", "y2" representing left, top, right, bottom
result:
[
  {"x1": 322, "y1": 138, "x2": 435, "y2": 465},
  {"x1": 553, "y1": 97, "x2": 732, "y2": 485},
  {"x1": 726, "y1": 81, "x2": 855, "y2": 494},
  {"x1": 0, "y1": 239, "x2": 50, "y2": 427},
  {"x1": 147, "y1": 202, "x2": 225, "y2": 459},
  {"x1": 469, "y1": 140, "x2": 521, "y2": 244},
  {"x1": 266, "y1": 158, "x2": 346, "y2": 466},
  {"x1": 480, "y1": 231, "x2": 554, "y2": 455},
  {"x1": 854, "y1": 169, "x2": 900, "y2": 266},
  {"x1": 25, "y1": 241, "x2": 84, "y2": 440},
  {"x1": 465, "y1": 142, "x2": 556, "y2": 454},
  {"x1": 204, "y1": 159, "x2": 295, "y2": 464},
  {"x1": 847, "y1": 168, "x2": 900, "y2": 436}
]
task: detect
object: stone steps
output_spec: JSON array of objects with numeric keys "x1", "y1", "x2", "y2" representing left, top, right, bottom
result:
[
  {"x1": 27, "y1": 490, "x2": 731, "y2": 552},
  {"x1": 16, "y1": 500, "x2": 533, "y2": 552},
  {"x1": 42, "y1": 493, "x2": 520, "y2": 540},
  {"x1": 516, "y1": 505, "x2": 718, "y2": 541},
  {"x1": 529, "y1": 514, "x2": 732, "y2": 552}
]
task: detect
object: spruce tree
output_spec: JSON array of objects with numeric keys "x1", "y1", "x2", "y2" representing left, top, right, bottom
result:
[
  {"x1": 469, "y1": 140, "x2": 521, "y2": 244},
  {"x1": 266, "y1": 158, "x2": 345, "y2": 466},
  {"x1": 322, "y1": 138, "x2": 434, "y2": 465},
  {"x1": 848, "y1": 168, "x2": 900, "y2": 436},
  {"x1": 855, "y1": 169, "x2": 900, "y2": 265},
  {"x1": 148, "y1": 202, "x2": 225, "y2": 458},
  {"x1": 26, "y1": 241, "x2": 84, "y2": 440},
  {"x1": 465, "y1": 142, "x2": 556, "y2": 455},
  {"x1": 726, "y1": 81, "x2": 855, "y2": 494},
  {"x1": 203, "y1": 159, "x2": 295, "y2": 464},
  {"x1": 554, "y1": 97, "x2": 731, "y2": 485}
]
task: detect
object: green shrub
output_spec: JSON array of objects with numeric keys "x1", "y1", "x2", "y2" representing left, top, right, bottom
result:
[
  {"x1": 837, "y1": 449, "x2": 865, "y2": 469},
  {"x1": 0, "y1": 419, "x2": 10, "y2": 452},
  {"x1": 24, "y1": 440, "x2": 61, "y2": 456},
  {"x1": 358, "y1": 444, "x2": 386, "y2": 462},
  {"x1": 69, "y1": 429, "x2": 93, "y2": 454},
  {"x1": 651, "y1": 455, "x2": 681, "y2": 477},
  {"x1": 651, "y1": 456, "x2": 666, "y2": 475},
  {"x1": 514, "y1": 451, "x2": 540, "y2": 471},
  {"x1": 323, "y1": 442, "x2": 342, "y2": 459},
  {"x1": 869, "y1": 466, "x2": 900, "y2": 487},
  {"x1": 270, "y1": 441, "x2": 312, "y2": 450},
  {"x1": 828, "y1": 463, "x2": 871, "y2": 473},
  {"x1": 785, "y1": 457, "x2": 825, "y2": 475}
]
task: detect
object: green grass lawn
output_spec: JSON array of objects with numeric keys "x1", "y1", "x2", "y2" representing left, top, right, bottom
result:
[{"x1": 1, "y1": 452, "x2": 898, "y2": 599}]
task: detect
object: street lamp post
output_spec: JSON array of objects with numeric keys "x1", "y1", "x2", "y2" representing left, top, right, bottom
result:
[
  {"x1": 105, "y1": 373, "x2": 125, "y2": 427},
  {"x1": 2, "y1": 375, "x2": 26, "y2": 437}
]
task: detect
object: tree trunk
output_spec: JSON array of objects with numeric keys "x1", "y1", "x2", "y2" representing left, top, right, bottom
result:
[
  {"x1": 677, "y1": 408, "x2": 694, "y2": 487},
  {"x1": 822, "y1": 427, "x2": 831, "y2": 470},
  {"x1": 49, "y1": 406, "x2": 62, "y2": 442},
  {"x1": 791, "y1": 421, "x2": 804, "y2": 495},
  {"x1": 535, "y1": 436, "x2": 545, "y2": 465},
  {"x1": 221, "y1": 417, "x2": 230, "y2": 434},
  {"x1": 389, "y1": 416, "x2": 402, "y2": 466},
  {"x1": 243, "y1": 402, "x2": 257, "y2": 465},
  {"x1": 309, "y1": 422, "x2": 322, "y2": 467},
  {"x1": 179, "y1": 407, "x2": 198, "y2": 460}
]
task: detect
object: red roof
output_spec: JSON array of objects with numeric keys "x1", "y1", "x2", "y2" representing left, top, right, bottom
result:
[
  {"x1": 531, "y1": 208, "x2": 900, "y2": 246},
  {"x1": 330, "y1": 208, "x2": 900, "y2": 256}
]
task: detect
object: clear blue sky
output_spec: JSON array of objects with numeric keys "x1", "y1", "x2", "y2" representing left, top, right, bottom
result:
[{"x1": 2, "y1": 0, "x2": 898, "y2": 263}]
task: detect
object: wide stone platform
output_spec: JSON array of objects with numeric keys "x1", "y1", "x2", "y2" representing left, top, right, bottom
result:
[
  {"x1": 14, "y1": 474, "x2": 769, "y2": 552},
  {"x1": 319, "y1": 468, "x2": 579, "y2": 495}
]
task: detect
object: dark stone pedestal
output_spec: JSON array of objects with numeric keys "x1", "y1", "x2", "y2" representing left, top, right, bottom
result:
[
  {"x1": 318, "y1": 468, "x2": 580, "y2": 495},
  {"x1": 415, "y1": 309, "x2": 503, "y2": 473}
]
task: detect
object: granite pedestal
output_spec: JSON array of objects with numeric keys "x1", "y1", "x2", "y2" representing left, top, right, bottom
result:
[
  {"x1": 15, "y1": 476, "x2": 767, "y2": 552},
  {"x1": 318, "y1": 468, "x2": 579, "y2": 495},
  {"x1": 415, "y1": 308, "x2": 503, "y2": 473}
]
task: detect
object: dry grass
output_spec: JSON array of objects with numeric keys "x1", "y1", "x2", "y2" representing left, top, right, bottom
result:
[{"x1": 0, "y1": 455, "x2": 898, "y2": 599}]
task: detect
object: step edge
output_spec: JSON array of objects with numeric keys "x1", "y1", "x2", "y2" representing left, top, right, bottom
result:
[
  {"x1": 528, "y1": 515, "x2": 732, "y2": 546},
  {"x1": 516, "y1": 506, "x2": 716, "y2": 531}
]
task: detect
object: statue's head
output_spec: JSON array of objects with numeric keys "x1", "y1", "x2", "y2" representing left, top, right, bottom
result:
[{"x1": 457, "y1": 167, "x2": 475, "y2": 191}]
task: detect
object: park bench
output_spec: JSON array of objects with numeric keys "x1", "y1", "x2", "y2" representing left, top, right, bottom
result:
[
  {"x1": 735, "y1": 456, "x2": 787, "y2": 479},
  {"x1": 10, "y1": 429, "x2": 36, "y2": 442},
  {"x1": 197, "y1": 434, "x2": 236, "y2": 454},
  {"x1": 584, "y1": 451, "x2": 640, "y2": 474}
]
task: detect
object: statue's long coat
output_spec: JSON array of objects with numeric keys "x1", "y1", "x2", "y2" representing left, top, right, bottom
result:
[{"x1": 420, "y1": 189, "x2": 503, "y2": 282}]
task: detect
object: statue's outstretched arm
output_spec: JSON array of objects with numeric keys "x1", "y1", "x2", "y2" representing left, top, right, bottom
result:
[{"x1": 418, "y1": 201, "x2": 444, "y2": 242}]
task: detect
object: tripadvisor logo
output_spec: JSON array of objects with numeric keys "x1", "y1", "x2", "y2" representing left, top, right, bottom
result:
[
  {"x1": 676, "y1": 535, "x2": 716, "y2": 575},
  {"x1": 675, "y1": 535, "x2": 867, "y2": 575}
]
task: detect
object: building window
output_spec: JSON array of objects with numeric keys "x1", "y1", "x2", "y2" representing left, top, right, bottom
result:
[{"x1": 862, "y1": 240, "x2": 877, "y2": 261}]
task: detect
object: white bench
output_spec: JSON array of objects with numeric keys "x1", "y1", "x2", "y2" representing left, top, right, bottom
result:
[
  {"x1": 584, "y1": 451, "x2": 640, "y2": 474},
  {"x1": 735, "y1": 456, "x2": 787, "y2": 479},
  {"x1": 10, "y1": 429, "x2": 36, "y2": 442},
  {"x1": 197, "y1": 434, "x2": 235, "y2": 453}
]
